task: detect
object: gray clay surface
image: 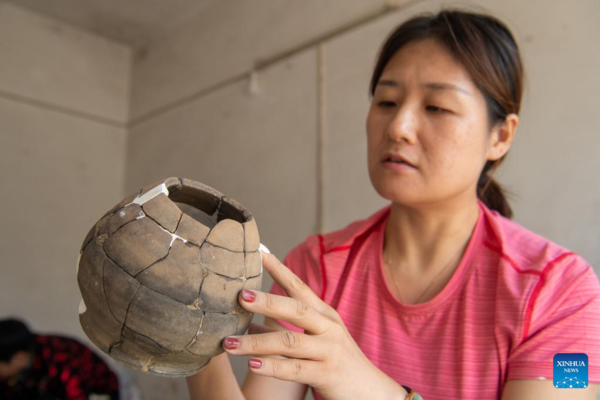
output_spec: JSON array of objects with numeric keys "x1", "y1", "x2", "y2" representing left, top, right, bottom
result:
[{"x1": 77, "y1": 177, "x2": 262, "y2": 376}]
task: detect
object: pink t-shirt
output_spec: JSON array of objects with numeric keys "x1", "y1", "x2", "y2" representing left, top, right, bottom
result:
[{"x1": 270, "y1": 200, "x2": 600, "y2": 399}]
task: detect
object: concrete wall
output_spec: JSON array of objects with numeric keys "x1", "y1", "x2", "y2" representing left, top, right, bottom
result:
[
  {"x1": 127, "y1": 0, "x2": 600, "y2": 399},
  {"x1": 0, "y1": 0, "x2": 129, "y2": 371}
]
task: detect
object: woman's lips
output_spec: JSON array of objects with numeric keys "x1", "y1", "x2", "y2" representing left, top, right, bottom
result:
[
  {"x1": 382, "y1": 159, "x2": 417, "y2": 171},
  {"x1": 381, "y1": 153, "x2": 417, "y2": 171}
]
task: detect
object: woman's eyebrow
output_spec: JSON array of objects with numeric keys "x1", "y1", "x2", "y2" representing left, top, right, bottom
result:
[
  {"x1": 421, "y1": 82, "x2": 472, "y2": 96},
  {"x1": 376, "y1": 80, "x2": 472, "y2": 96},
  {"x1": 377, "y1": 79, "x2": 400, "y2": 88}
]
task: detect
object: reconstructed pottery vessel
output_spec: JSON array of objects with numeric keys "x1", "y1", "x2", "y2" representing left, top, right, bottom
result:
[{"x1": 77, "y1": 177, "x2": 262, "y2": 376}]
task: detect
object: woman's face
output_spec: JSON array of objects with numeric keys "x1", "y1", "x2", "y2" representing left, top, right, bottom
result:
[{"x1": 367, "y1": 38, "x2": 502, "y2": 208}]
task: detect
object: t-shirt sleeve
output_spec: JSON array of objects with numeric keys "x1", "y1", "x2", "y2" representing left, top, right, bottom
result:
[
  {"x1": 268, "y1": 235, "x2": 324, "y2": 333},
  {"x1": 507, "y1": 254, "x2": 600, "y2": 382}
]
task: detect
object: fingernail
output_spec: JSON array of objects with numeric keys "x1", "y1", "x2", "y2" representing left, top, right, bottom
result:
[
  {"x1": 242, "y1": 289, "x2": 256, "y2": 302},
  {"x1": 249, "y1": 358, "x2": 262, "y2": 369},
  {"x1": 223, "y1": 337, "x2": 240, "y2": 350},
  {"x1": 259, "y1": 243, "x2": 270, "y2": 254}
]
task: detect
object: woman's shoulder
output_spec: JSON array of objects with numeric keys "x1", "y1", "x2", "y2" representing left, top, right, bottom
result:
[
  {"x1": 480, "y1": 202, "x2": 592, "y2": 278},
  {"x1": 479, "y1": 204, "x2": 600, "y2": 351}
]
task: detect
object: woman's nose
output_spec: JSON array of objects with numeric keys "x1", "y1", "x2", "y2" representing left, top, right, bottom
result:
[{"x1": 387, "y1": 107, "x2": 417, "y2": 144}]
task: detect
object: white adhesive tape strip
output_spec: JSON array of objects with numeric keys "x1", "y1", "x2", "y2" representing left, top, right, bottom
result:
[
  {"x1": 133, "y1": 183, "x2": 169, "y2": 206},
  {"x1": 78, "y1": 299, "x2": 87, "y2": 315}
]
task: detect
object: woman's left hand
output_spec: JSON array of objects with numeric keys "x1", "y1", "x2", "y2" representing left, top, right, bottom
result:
[{"x1": 222, "y1": 251, "x2": 407, "y2": 400}]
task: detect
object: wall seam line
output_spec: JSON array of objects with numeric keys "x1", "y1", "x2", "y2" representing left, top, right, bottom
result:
[
  {"x1": 129, "y1": 71, "x2": 248, "y2": 128},
  {"x1": 0, "y1": 89, "x2": 125, "y2": 129},
  {"x1": 316, "y1": 44, "x2": 325, "y2": 235}
]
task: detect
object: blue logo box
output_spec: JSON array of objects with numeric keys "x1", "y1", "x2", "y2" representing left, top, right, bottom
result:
[{"x1": 553, "y1": 353, "x2": 588, "y2": 388}]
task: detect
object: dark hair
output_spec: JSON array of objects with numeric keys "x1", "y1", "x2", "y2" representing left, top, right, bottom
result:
[
  {"x1": 370, "y1": 10, "x2": 523, "y2": 218},
  {"x1": 0, "y1": 319, "x2": 35, "y2": 362}
]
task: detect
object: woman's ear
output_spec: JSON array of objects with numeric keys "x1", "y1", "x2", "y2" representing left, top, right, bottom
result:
[{"x1": 487, "y1": 113, "x2": 519, "y2": 161}]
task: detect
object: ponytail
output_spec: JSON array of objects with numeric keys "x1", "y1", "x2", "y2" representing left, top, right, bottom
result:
[{"x1": 477, "y1": 160, "x2": 513, "y2": 218}]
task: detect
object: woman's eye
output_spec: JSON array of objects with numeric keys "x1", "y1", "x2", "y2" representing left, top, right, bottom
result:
[
  {"x1": 426, "y1": 105, "x2": 447, "y2": 113},
  {"x1": 378, "y1": 101, "x2": 396, "y2": 108}
]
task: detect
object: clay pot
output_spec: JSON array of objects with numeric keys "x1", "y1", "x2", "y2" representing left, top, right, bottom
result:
[{"x1": 77, "y1": 177, "x2": 262, "y2": 376}]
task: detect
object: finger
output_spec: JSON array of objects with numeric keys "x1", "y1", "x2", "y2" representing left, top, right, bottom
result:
[
  {"x1": 239, "y1": 290, "x2": 329, "y2": 334},
  {"x1": 247, "y1": 356, "x2": 320, "y2": 386},
  {"x1": 223, "y1": 330, "x2": 323, "y2": 360},
  {"x1": 247, "y1": 323, "x2": 277, "y2": 335},
  {"x1": 261, "y1": 252, "x2": 330, "y2": 314}
]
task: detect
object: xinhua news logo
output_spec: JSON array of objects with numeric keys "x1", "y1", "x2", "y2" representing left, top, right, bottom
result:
[{"x1": 553, "y1": 353, "x2": 588, "y2": 389}]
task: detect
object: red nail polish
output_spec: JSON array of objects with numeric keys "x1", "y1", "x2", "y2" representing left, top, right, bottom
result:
[
  {"x1": 242, "y1": 289, "x2": 256, "y2": 302},
  {"x1": 249, "y1": 358, "x2": 262, "y2": 369},
  {"x1": 224, "y1": 337, "x2": 240, "y2": 350}
]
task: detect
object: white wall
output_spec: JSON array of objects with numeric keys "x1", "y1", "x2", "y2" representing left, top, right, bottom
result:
[{"x1": 0, "y1": 0, "x2": 129, "y2": 362}]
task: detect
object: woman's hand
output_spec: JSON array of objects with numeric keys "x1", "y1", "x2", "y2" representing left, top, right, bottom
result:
[{"x1": 222, "y1": 251, "x2": 407, "y2": 400}]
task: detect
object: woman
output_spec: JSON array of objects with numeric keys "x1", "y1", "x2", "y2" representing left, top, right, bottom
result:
[{"x1": 187, "y1": 10, "x2": 600, "y2": 400}]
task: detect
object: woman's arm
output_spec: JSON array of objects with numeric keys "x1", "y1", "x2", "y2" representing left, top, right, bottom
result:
[
  {"x1": 241, "y1": 317, "x2": 309, "y2": 400},
  {"x1": 502, "y1": 380, "x2": 598, "y2": 399},
  {"x1": 186, "y1": 352, "x2": 244, "y2": 400}
]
